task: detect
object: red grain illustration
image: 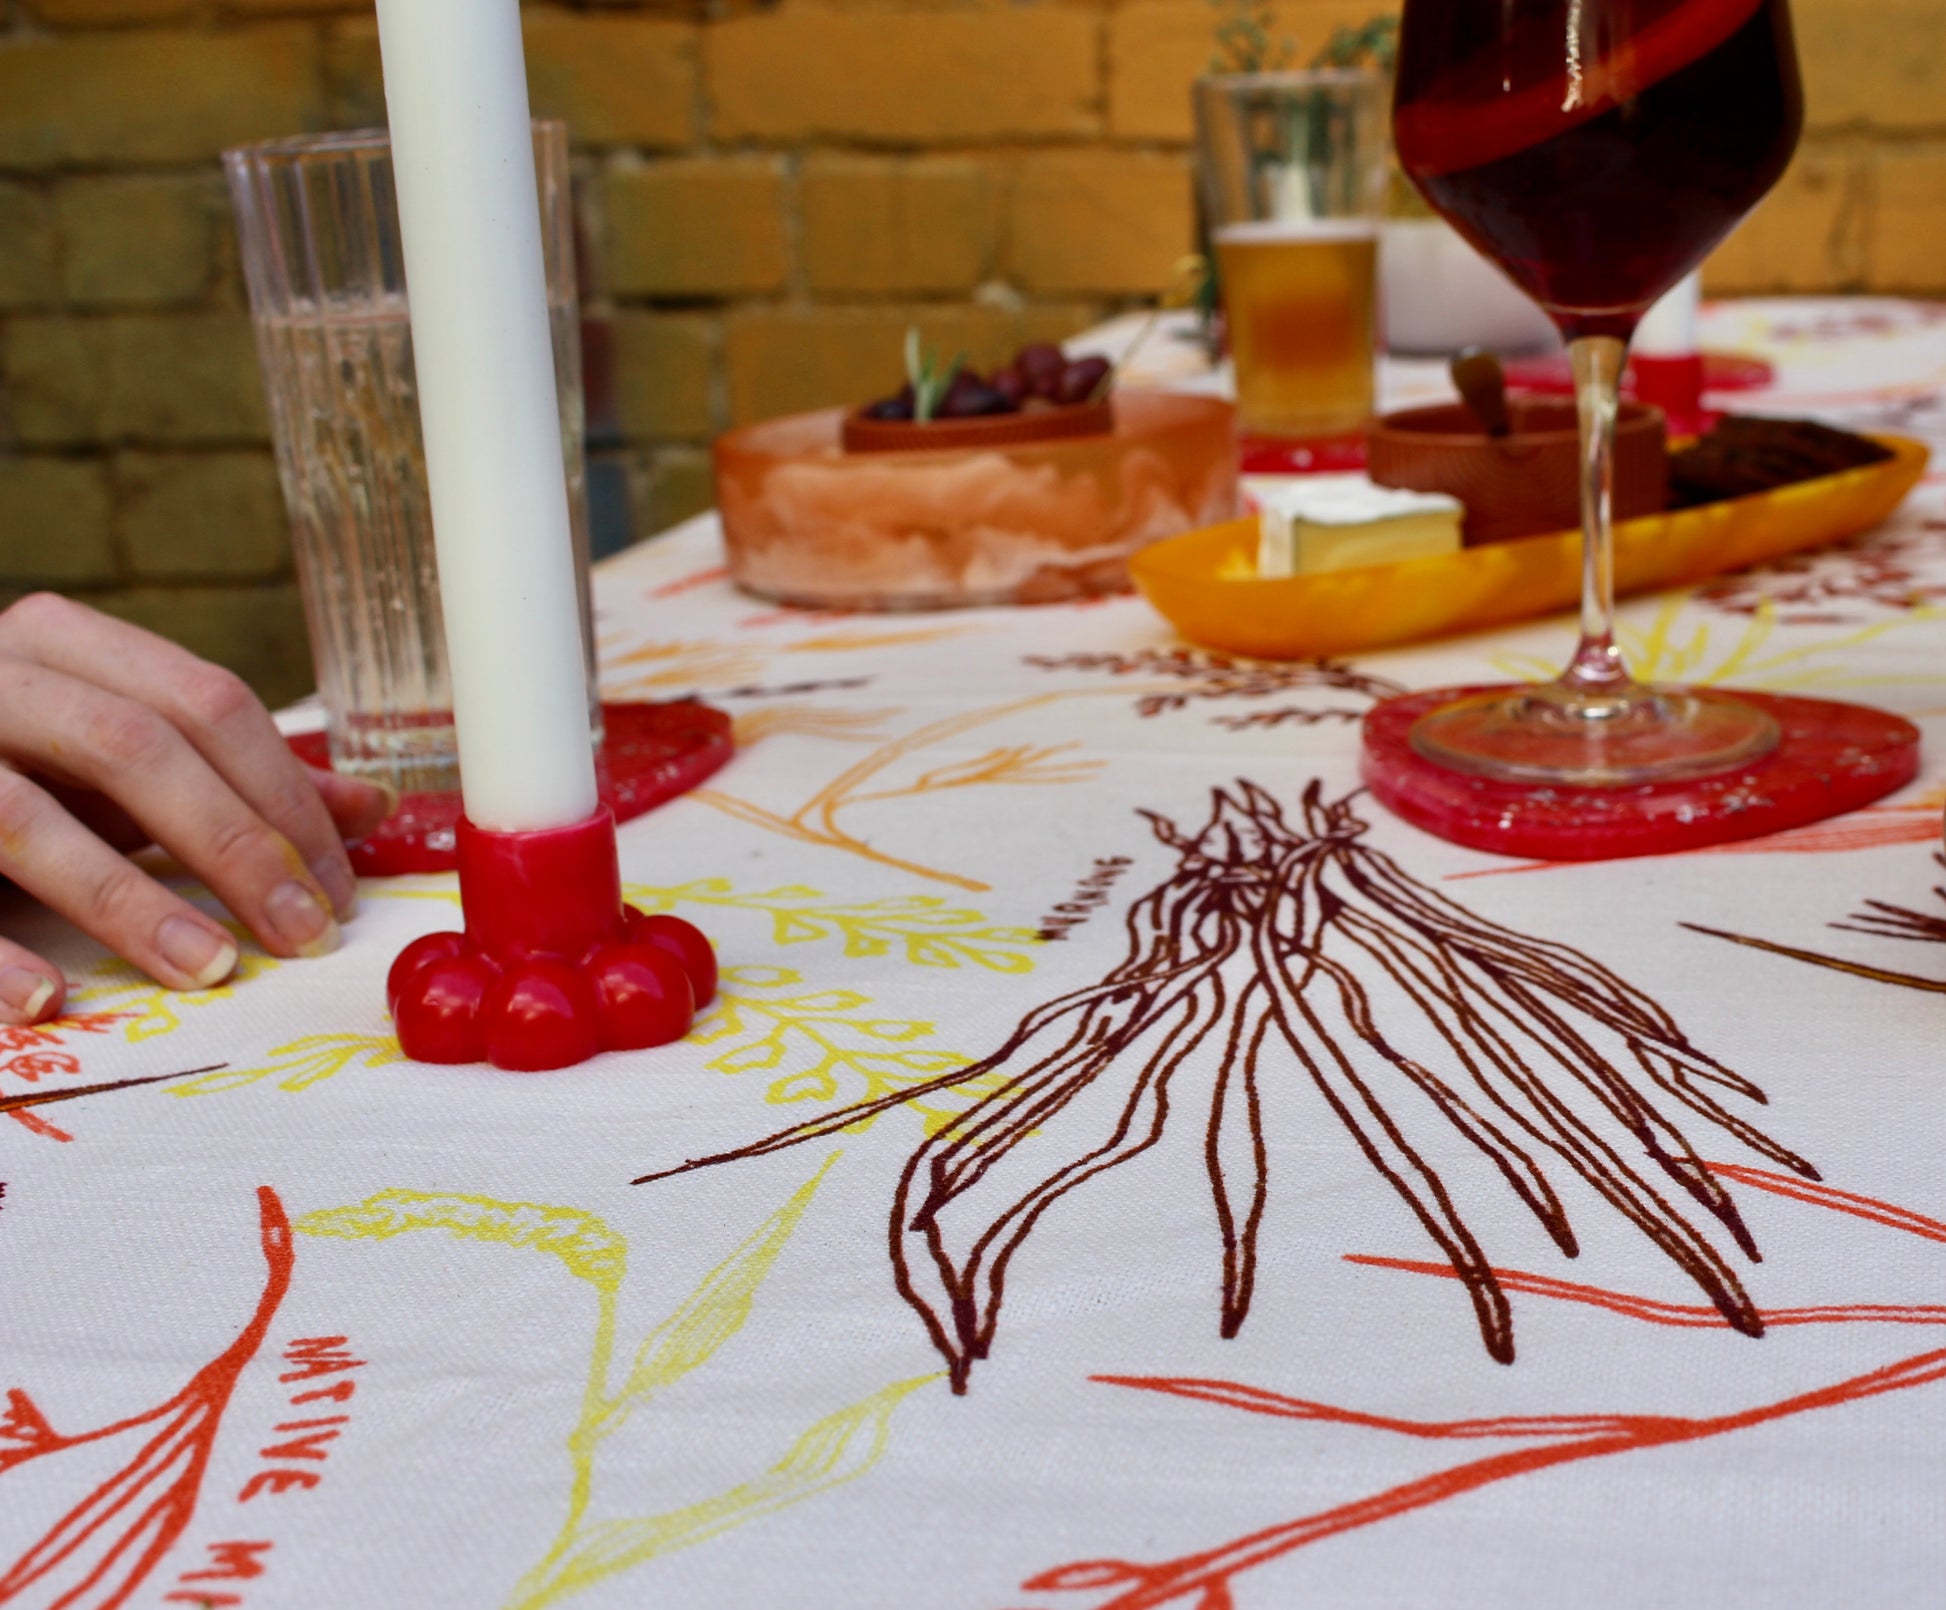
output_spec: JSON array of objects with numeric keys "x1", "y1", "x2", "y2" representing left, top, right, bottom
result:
[
  {"x1": 0, "y1": 1187, "x2": 293, "y2": 1609},
  {"x1": 1017, "y1": 1164, "x2": 1946, "y2": 1610},
  {"x1": 0, "y1": 1016, "x2": 142, "y2": 1142}
]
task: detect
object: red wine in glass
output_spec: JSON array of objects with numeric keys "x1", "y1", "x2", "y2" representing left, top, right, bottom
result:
[
  {"x1": 1397, "y1": 0, "x2": 1802, "y2": 337},
  {"x1": 1376, "y1": 0, "x2": 1804, "y2": 787}
]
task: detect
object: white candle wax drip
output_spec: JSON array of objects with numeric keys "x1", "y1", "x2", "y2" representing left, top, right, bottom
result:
[{"x1": 373, "y1": 0, "x2": 599, "y2": 832}]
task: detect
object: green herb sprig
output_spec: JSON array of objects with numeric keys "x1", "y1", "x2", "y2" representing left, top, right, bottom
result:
[
  {"x1": 1309, "y1": 15, "x2": 1398, "y2": 71},
  {"x1": 1208, "y1": 4, "x2": 1398, "y2": 75},
  {"x1": 1209, "y1": 0, "x2": 1294, "y2": 74},
  {"x1": 904, "y1": 327, "x2": 965, "y2": 424}
]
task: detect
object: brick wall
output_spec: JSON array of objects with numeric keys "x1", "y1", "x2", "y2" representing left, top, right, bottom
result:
[{"x1": 0, "y1": 0, "x2": 1941, "y2": 703}]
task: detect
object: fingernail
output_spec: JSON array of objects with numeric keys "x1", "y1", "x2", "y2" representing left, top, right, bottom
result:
[
  {"x1": 311, "y1": 854, "x2": 358, "y2": 920},
  {"x1": 266, "y1": 879, "x2": 340, "y2": 958},
  {"x1": 157, "y1": 917, "x2": 238, "y2": 990},
  {"x1": 0, "y1": 967, "x2": 58, "y2": 1023},
  {"x1": 372, "y1": 779, "x2": 401, "y2": 820}
]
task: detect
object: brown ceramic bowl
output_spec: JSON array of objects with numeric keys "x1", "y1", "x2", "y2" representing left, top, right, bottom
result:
[
  {"x1": 1365, "y1": 399, "x2": 1667, "y2": 546},
  {"x1": 841, "y1": 398, "x2": 1114, "y2": 454}
]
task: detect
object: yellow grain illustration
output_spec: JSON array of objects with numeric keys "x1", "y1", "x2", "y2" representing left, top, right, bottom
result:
[{"x1": 295, "y1": 1167, "x2": 938, "y2": 1610}]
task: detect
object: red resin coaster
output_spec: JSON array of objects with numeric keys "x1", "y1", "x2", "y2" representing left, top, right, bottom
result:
[
  {"x1": 1361, "y1": 687, "x2": 1920, "y2": 861},
  {"x1": 1237, "y1": 431, "x2": 1368, "y2": 476},
  {"x1": 289, "y1": 700, "x2": 734, "y2": 876}
]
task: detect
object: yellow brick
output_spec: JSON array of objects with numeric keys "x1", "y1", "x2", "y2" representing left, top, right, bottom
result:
[
  {"x1": 324, "y1": 12, "x2": 693, "y2": 138},
  {"x1": 0, "y1": 28, "x2": 323, "y2": 171},
  {"x1": 609, "y1": 312, "x2": 717, "y2": 440},
  {"x1": 58, "y1": 175, "x2": 214, "y2": 308},
  {"x1": 0, "y1": 459, "x2": 115, "y2": 585},
  {"x1": 1110, "y1": 2, "x2": 1218, "y2": 143},
  {"x1": 1111, "y1": 0, "x2": 1389, "y2": 142},
  {"x1": 801, "y1": 155, "x2": 995, "y2": 295},
  {"x1": 113, "y1": 315, "x2": 269, "y2": 441},
  {"x1": 219, "y1": 0, "x2": 369, "y2": 13},
  {"x1": 724, "y1": 303, "x2": 1098, "y2": 425},
  {"x1": 6, "y1": 315, "x2": 268, "y2": 446},
  {"x1": 1702, "y1": 145, "x2": 1869, "y2": 294},
  {"x1": 4, "y1": 320, "x2": 111, "y2": 445},
  {"x1": 1797, "y1": 0, "x2": 1946, "y2": 131},
  {"x1": 1006, "y1": 151, "x2": 1195, "y2": 295},
  {"x1": 708, "y1": 6, "x2": 1100, "y2": 143},
  {"x1": 117, "y1": 452, "x2": 289, "y2": 579},
  {"x1": 634, "y1": 448, "x2": 717, "y2": 539},
  {"x1": 605, "y1": 159, "x2": 789, "y2": 297},
  {"x1": 525, "y1": 13, "x2": 696, "y2": 148},
  {"x1": 0, "y1": 182, "x2": 57, "y2": 310},
  {"x1": 321, "y1": 18, "x2": 386, "y2": 129},
  {"x1": 25, "y1": 0, "x2": 193, "y2": 23},
  {"x1": 97, "y1": 583, "x2": 314, "y2": 704},
  {"x1": 1869, "y1": 145, "x2": 1946, "y2": 292}
]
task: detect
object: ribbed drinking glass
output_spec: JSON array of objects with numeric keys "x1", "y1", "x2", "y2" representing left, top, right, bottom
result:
[{"x1": 224, "y1": 122, "x2": 601, "y2": 797}]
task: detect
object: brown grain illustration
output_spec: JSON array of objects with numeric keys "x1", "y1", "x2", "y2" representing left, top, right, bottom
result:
[
  {"x1": 1025, "y1": 649, "x2": 1405, "y2": 729},
  {"x1": 1685, "y1": 849, "x2": 1946, "y2": 994},
  {"x1": 639, "y1": 782, "x2": 1815, "y2": 1391}
]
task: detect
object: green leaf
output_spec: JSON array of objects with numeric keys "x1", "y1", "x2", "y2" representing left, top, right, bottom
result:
[{"x1": 903, "y1": 326, "x2": 964, "y2": 422}]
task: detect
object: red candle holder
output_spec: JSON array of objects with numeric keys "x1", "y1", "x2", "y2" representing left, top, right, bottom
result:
[
  {"x1": 386, "y1": 808, "x2": 716, "y2": 1072},
  {"x1": 1630, "y1": 351, "x2": 1711, "y2": 439}
]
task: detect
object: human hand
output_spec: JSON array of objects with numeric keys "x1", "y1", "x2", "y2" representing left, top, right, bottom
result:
[{"x1": 0, "y1": 593, "x2": 394, "y2": 1026}]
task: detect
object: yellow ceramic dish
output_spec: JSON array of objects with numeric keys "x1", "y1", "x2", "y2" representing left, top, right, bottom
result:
[{"x1": 1131, "y1": 433, "x2": 1930, "y2": 661}]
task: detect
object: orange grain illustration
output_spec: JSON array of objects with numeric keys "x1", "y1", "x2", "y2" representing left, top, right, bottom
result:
[{"x1": 1020, "y1": 1163, "x2": 1946, "y2": 1610}]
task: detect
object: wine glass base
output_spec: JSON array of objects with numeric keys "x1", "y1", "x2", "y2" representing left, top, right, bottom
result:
[
  {"x1": 1408, "y1": 682, "x2": 1781, "y2": 788},
  {"x1": 1362, "y1": 686, "x2": 1919, "y2": 862}
]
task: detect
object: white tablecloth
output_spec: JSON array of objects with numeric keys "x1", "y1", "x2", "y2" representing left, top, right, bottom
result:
[{"x1": 5, "y1": 298, "x2": 1946, "y2": 1610}]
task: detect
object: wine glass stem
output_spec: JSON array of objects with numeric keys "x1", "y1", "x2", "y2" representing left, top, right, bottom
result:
[{"x1": 1563, "y1": 334, "x2": 1632, "y2": 708}]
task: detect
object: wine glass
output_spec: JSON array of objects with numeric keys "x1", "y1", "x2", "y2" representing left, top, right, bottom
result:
[{"x1": 1390, "y1": 0, "x2": 1803, "y2": 784}]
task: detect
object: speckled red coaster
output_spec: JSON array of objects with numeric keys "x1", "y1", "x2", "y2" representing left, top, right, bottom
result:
[
  {"x1": 289, "y1": 700, "x2": 735, "y2": 876},
  {"x1": 1362, "y1": 687, "x2": 1920, "y2": 861}
]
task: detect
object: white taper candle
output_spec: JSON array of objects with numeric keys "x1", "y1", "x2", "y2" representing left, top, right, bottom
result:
[
  {"x1": 1636, "y1": 270, "x2": 1702, "y2": 358},
  {"x1": 373, "y1": 0, "x2": 599, "y2": 832}
]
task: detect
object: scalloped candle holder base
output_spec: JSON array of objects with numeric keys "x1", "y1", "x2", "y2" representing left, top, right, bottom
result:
[
  {"x1": 386, "y1": 809, "x2": 718, "y2": 1072},
  {"x1": 1361, "y1": 687, "x2": 1920, "y2": 861}
]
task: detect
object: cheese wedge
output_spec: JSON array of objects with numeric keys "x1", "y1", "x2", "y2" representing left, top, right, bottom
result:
[{"x1": 1245, "y1": 474, "x2": 1464, "y2": 577}]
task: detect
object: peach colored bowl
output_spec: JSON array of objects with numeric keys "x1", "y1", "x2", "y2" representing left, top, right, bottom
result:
[
  {"x1": 715, "y1": 391, "x2": 1238, "y2": 611},
  {"x1": 1366, "y1": 399, "x2": 1667, "y2": 546}
]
